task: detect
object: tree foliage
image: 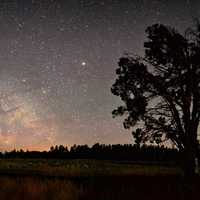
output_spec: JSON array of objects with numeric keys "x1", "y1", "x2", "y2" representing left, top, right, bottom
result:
[{"x1": 111, "y1": 21, "x2": 200, "y2": 164}]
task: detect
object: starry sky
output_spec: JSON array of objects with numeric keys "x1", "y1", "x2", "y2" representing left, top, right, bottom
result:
[{"x1": 0, "y1": 0, "x2": 199, "y2": 151}]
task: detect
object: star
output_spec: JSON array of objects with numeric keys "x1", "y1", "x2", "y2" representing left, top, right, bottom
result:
[
  {"x1": 81, "y1": 62, "x2": 86, "y2": 66},
  {"x1": 22, "y1": 79, "x2": 27, "y2": 83},
  {"x1": 41, "y1": 88, "x2": 47, "y2": 95}
]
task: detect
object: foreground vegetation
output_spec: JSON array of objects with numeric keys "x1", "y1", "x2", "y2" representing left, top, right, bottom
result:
[
  {"x1": 0, "y1": 177, "x2": 78, "y2": 200},
  {"x1": 0, "y1": 175, "x2": 200, "y2": 200},
  {"x1": 0, "y1": 159, "x2": 199, "y2": 199},
  {"x1": 0, "y1": 158, "x2": 182, "y2": 178},
  {"x1": 0, "y1": 145, "x2": 198, "y2": 199}
]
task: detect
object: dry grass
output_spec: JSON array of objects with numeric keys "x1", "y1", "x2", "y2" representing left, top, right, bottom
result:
[
  {"x1": 0, "y1": 159, "x2": 198, "y2": 200},
  {"x1": 0, "y1": 159, "x2": 182, "y2": 178},
  {"x1": 0, "y1": 175, "x2": 199, "y2": 200},
  {"x1": 0, "y1": 177, "x2": 78, "y2": 200}
]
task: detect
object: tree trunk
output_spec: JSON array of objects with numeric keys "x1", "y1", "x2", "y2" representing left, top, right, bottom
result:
[
  {"x1": 183, "y1": 150, "x2": 196, "y2": 178},
  {"x1": 182, "y1": 121, "x2": 199, "y2": 178},
  {"x1": 183, "y1": 141, "x2": 197, "y2": 179}
]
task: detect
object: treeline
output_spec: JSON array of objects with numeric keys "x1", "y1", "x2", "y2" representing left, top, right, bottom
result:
[{"x1": 0, "y1": 143, "x2": 182, "y2": 164}]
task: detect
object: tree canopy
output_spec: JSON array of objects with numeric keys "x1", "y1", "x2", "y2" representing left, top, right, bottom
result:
[{"x1": 111, "y1": 21, "x2": 200, "y2": 175}]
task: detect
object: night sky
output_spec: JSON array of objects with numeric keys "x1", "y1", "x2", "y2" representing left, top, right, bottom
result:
[{"x1": 0, "y1": 0, "x2": 198, "y2": 151}]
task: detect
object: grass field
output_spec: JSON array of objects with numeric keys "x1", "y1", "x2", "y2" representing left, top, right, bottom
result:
[
  {"x1": 0, "y1": 177, "x2": 78, "y2": 200},
  {"x1": 0, "y1": 158, "x2": 182, "y2": 177},
  {"x1": 0, "y1": 159, "x2": 199, "y2": 200}
]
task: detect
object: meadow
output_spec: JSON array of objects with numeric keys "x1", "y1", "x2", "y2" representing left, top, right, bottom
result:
[
  {"x1": 0, "y1": 159, "x2": 199, "y2": 200},
  {"x1": 0, "y1": 158, "x2": 181, "y2": 177}
]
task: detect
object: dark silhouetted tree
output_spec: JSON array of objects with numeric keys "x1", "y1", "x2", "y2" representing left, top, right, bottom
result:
[{"x1": 111, "y1": 21, "x2": 200, "y2": 177}]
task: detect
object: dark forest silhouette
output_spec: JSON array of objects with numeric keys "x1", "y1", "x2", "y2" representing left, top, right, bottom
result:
[
  {"x1": 111, "y1": 20, "x2": 200, "y2": 177},
  {"x1": 0, "y1": 143, "x2": 185, "y2": 165}
]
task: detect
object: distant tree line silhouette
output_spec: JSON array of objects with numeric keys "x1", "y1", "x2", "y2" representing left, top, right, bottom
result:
[{"x1": 0, "y1": 143, "x2": 189, "y2": 165}]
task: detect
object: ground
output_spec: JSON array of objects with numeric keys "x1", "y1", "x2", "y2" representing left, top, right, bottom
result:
[{"x1": 0, "y1": 159, "x2": 199, "y2": 200}]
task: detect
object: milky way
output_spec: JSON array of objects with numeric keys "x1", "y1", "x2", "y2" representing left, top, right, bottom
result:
[{"x1": 0, "y1": 0, "x2": 198, "y2": 150}]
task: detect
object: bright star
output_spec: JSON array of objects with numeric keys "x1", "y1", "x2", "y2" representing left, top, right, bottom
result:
[{"x1": 81, "y1": 62, "x2": 86, "y2": 66}]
